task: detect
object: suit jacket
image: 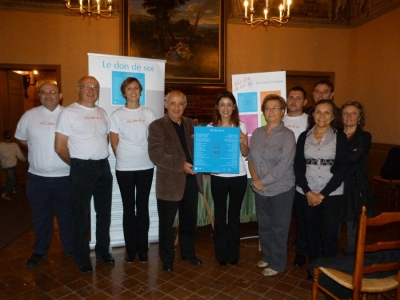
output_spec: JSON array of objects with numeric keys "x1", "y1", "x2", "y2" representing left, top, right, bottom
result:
[
  {"x1": 343, "y1": 127, "x2": 376, "y2": 220},
  {"x1": 148, "y1": 114, "x2": 203, "y2": 201}
]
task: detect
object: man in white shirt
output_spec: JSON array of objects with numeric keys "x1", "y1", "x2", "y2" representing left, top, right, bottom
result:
[
  {"x1": 283, "y1": 85, "x2": 308, "y2": 141},
  {"x1": 15, "y1": 82, "x2": 73, "y2": 269},
  {"x1": 283, "y1": 85, "x2": 308, "y2": 268},
  {"x1": 55, "y1": 76, "x2": 114, "y2": 274}
]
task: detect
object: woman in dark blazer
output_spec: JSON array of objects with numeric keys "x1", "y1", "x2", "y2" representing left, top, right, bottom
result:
[
  {"x1": 294, "y1": 100, "x2": 348, "y2": 263},
  {"x1": 341, "y1": 101, "x2": 376, "y2": 248}
]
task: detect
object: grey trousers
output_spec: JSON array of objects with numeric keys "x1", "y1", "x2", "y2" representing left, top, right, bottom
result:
[{"x1": 255, "y1": 187, "x2": 295, "y2": 272}]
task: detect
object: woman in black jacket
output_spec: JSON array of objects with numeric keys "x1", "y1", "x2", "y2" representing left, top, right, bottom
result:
[
  {"x1": 341, "y1": 101, "x2": 376, "y2": 248},
  {"x1": 294, "y1": 100, "x2": 349, "y2": 263}
]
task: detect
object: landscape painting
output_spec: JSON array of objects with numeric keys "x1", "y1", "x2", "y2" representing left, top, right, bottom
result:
[{"x1": 129, "y1": 0, "x2": 225, "y2": 84}]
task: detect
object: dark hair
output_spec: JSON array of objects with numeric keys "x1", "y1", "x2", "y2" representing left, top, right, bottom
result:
[
  {"x1": 261, "y1": 94, "x2": 287, "y2": 111},
  {"x1": 341, "y1": 101, "x2": 366, "y2": 128},
  {"x1": 307, "y1": 99, "x2": 342, "y2": 130},
  {"x1": 210, "y1": 91, "x2": 240, "y2": 127},
  {"x1": 2, "y1": 129, "x2": 13, "y2": 141},
  {"x1": 288, "y1": 85, "x2": 307, "y2": 99},
  {"x1": 120, "y1": 77, "x2": 143, "y2": 97},
  {"x1": 313, "y1": 79, "x2": 334, "y2": 93}
]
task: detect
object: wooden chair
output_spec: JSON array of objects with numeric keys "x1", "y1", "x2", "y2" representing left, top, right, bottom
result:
[
  {"x1": 311, "y1": 206, "x2": 400, "y2": 300},
  {"x1": 372, "y1": 176, "x2": 400, "y2": 209}
]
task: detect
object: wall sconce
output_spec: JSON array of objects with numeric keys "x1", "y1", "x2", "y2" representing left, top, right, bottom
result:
[{"x1": 23, "y1": 71, "x2": 38, "y2": 98}]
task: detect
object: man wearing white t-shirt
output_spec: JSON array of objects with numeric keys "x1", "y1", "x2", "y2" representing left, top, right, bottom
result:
[
  {"x1": 15, "y1": 82, "x2": 73, "y2": 269},
  {"x1": 55, "y1": 76, "x2": 113, "y2": 274},
  {"x1": 283, "y1": 86, "x2": 308, "y2": 141},
  {"x1": 283, "y1": 85, "x2": 309, "y2": 268}
]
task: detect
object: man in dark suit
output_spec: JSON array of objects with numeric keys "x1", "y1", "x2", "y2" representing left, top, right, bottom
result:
[{"x1": 148, "y1": 90, "x2": 204, "y2": 272}]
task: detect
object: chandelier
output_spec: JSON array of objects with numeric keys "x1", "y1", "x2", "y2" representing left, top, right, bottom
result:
[
  {"x1": 65, "y1": 0, "x2": 113, "y2": 19},
  {"x1": 244, "y1": 0, "x2": 292, "y2": 27}
]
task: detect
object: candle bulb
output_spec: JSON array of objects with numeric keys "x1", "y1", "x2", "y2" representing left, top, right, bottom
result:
[
  {"x1": 266, "y1": 0, "x2": 269, "y2": 10},
  {"x1": 250, "y1": 0, "x2": 254, "y2": 11},
  {"x1": 279, "y1": 4, "x2": 283, "y2": 20},
  {"x1": 79, "y1": 0, "x2": 83, "y2": 13},
  {"x1": 264, "y1": 8, "x2": 268, "y2": 19},
  {"x1": 244, "y1": 0, "x2": 248, "y2": 18},
  {"x1": 288, "y1": 0, "x2": 292, "y2": 16},
  {"x1": 97, "y1": 0, "x2": 100, "y2": 12}
]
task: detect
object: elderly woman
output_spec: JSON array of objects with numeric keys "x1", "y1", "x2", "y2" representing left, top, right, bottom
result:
[
  {"x1": 294, "y1": 100, "x2": 348, "y2": 263},
  {"x1": 248, "y1": 94, "x2": 296, "y2": 277},
  {"x1": 110, "y1": 77, "x2": 156, "y2": 263},
  {"x1": 342, "y1": 101, "x2": 376, "y2": 248},
  {"x1": 208, "y1": 91, "x2": 249, "y2": 266}
]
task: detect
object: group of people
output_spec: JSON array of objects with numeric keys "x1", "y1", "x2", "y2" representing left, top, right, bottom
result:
[
  {"x1": 251, "y1": 80, "x2": 375, "y2": 278},
  {"x1": 14, "y1": 76, "x2": 205, "y2": 274},
  {"x1": 12, "y1": 75, "x2": 374, "y2": 278},
  {"x1": 208, "y1": 79, "x2": 375, "y2": 278}
]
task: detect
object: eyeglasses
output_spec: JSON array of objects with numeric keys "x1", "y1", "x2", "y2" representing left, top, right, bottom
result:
[
  {"x1": 79, "y1": 85, "x2": 100, "y2": 91},
  {"x1": 39, "y1": 90, "x2": 59, "y2": 95},
  {"x1": 264, "y1": 107, "x2": 281, "y2": 112}
]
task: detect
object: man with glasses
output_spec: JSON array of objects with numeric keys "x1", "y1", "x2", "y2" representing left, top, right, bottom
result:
[
  {"x1": 55, "y1": 76, "x2": 114, "y2": 274},
  {"x1": 15, "y1": 82, "x2": 73, "y2": 269}
]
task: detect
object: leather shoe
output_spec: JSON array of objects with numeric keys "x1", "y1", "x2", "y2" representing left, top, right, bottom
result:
[
  {"x1": 78, "y1": 261, "x2": 93, "y2": 274},
  {"x1": 162, "y1": 262, "x2": 173, "y2": 272},
  {"x1": 218, "y1": 260, "x2": 227, "y2": 266},
  {"x1": 138, "y1": 253, "x2": 148, "y2": 263},
  {"x1": 96, "y1": 253, "x2": 115, "y2": 265},
  {"x1": 293, "y1": 254, "x2": 306, "y2": 268},
  {"x1": 26, "y1": 253, "x2": 47, "y2": 269},
  {"x1": 183, "y1": 256, "x2": 202, "y2": 266},
  {"x1": 125, "y1": 254, "x2": 135, "y2": 263},
  {"x1": 229, "y1": 260, "x2": 238, "y2": 266}
]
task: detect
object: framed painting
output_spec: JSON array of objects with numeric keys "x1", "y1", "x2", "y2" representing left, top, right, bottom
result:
[{"x1": 123, "y1": 0, "x2": 226, "y2": 85}]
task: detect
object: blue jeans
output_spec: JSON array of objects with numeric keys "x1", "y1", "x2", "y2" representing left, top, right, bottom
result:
[
  {"x1": 27, "y1": 173, "x2": 73, "y2": 255},
  {"x1": 70, "y1": 158, "x2": 113, "y2": 264},
  {"x1": 3, "y1": 166, "x2": 17, "y2": 196}
]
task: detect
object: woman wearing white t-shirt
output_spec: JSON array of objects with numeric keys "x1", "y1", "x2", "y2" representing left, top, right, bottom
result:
[
  {"x1": 208, "y1": 91, "x2": 249, "y2": 266},
  {"x1": 110, "y1": 77, "x2": 156, "y2": 263}
]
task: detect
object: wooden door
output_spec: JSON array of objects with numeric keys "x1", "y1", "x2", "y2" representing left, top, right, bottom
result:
[
  {"x1": 286, "y1": 71, "x2": 335, "y2": 109},
  {"x1": 0, "y1": 71, "x2": 28, "y2": 187}
]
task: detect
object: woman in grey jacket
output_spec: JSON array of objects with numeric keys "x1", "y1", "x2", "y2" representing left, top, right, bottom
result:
[{"x1": 248, "y1": 94, "x2": 296, "y2": 277}]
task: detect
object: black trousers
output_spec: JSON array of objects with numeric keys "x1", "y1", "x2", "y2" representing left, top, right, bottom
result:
[
  {"x1": 116, "y1": 168, "x2": 154, "y2": 257},
  {"x1": 300, "y1": 193, "x2": 344, "y2": 262},
  {"x1": 293, "y1": 191, "x2": 307, "y2": 255},
  {"x1": 211, "y1": 175, "x2": 247, "y2": 262},
  {"x1": 157, "y1": 175, "x2": 198, "y2": 264},
  {"x1": 70, "y1": 158, "x2": 113, "y2": 265}
]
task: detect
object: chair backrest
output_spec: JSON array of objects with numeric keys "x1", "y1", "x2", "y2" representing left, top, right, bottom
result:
[
  {"x1": 380, "y1": 146, "x2": 400, "y2": 179},
  {"x1": 352, "y1": 206, "x2": 400, "y2": 297}
]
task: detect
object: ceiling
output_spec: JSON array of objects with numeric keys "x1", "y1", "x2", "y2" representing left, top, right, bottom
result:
[{"x1": 0, "y1": 0, "x2": 399, "y2": 28}]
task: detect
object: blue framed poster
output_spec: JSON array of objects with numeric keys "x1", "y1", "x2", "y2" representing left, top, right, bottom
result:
[{"x1": 194, "y1": 126, "x2": 240, "y2": 174}]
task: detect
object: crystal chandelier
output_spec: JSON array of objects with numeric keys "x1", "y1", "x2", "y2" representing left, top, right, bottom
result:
[
  {"x1": 244, "y1": 0, "x2": 292, "y2": 27},
  {"x1": 65, "y1": 0, "x2": 113, "y2": 19}
]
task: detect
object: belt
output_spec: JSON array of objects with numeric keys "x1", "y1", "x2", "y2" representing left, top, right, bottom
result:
[
  {"x1": 306, "y1": 158, "x2": 335, "y2": 166},
  {"x1": 71, "y1": 158, "x2": 108, "y2": 164}
]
